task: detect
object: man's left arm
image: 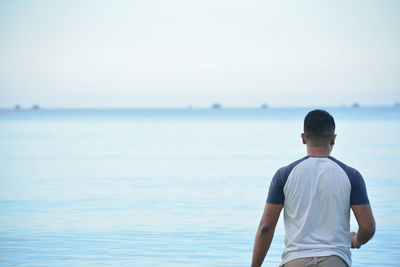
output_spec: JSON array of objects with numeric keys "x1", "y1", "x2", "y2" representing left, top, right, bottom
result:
[
  {"x1": 251, "y1": 203, "x2": 283, "y2": 267},
  {"x1": 350, "y1": 204, "x2": 375, "y2": 248}
]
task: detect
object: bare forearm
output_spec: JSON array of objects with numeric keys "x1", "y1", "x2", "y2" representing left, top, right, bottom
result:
[
  {"x1": 351, "y1": 204, "x2": 375, "y2": 248},
  {"x1": 252, "y1": 203, "x2": 283, "y2": 266},
  {"x1": 251, "y1": 226, "x2": 275, "y2": 267},
  {"x1": 356, "y1": 226, "x2": 375, "y2": 245}
]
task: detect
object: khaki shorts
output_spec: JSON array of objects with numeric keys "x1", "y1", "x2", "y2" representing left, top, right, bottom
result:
[{"x1": 283, "y1": 256, "x2": 347, "y2": 267}]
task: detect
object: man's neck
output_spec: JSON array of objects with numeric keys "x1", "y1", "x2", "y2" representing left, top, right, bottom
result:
[{"x1": 306, "y1": 145, "x2": 332, "y2": 157}]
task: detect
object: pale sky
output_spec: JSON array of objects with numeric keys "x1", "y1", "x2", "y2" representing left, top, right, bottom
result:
[{"x1": 0, "y1": 0, "x2": 399, "y2": 108}]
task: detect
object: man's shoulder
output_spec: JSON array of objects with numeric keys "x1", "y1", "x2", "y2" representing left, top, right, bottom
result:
[
  {"x1": 328, "y1": 157, "x2": 369, "y2": 205},
  {"x1": 327, "y1": 156, "x2": 362, "y2": 176},
  {"x1": 267, "y1": 157, "x2": 310, "y2": 204},
  {"x1": 275, "y1": 156, "x2": 309, "y2": 177},
  {"x1": 276, "y1": 156, "x2": 363, "y2": 181}
]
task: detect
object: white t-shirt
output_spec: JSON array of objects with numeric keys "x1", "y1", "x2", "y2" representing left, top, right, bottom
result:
[{"x1": 267, "y1": 156, "x2": 370, "y2": 267}]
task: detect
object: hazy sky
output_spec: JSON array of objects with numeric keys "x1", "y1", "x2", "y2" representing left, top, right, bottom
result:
[{"x1": 0, "y1": 0, "x2": 399, "y2": 108}]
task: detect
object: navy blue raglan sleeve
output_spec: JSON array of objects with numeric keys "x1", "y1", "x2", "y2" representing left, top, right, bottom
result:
[
  {"x1": 266, "y1": 157, "x2": 308, "y2": 204},
  {"x1": 349, "y1": 169, "x2": 370, "y2": 205},
  {"x1": 328, "y1": 157, "x2": 370, "y2": 205},
  {"x1": 266, "y1": 168, "x2": 286, "y2": 204}
]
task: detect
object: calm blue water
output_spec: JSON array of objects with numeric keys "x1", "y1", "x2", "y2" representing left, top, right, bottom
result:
[{"x1": 0, "y1": 107, "x2": 399, "y2": 266}]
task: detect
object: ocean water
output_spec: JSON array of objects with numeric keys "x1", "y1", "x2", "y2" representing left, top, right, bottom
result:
[{"x1": 0, "y1": 107, "x2": 399, "y2": 266}]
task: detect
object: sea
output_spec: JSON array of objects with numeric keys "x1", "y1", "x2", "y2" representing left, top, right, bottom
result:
[{"x1": 0, "y1": 107, "x2": 399, "y2": 266}]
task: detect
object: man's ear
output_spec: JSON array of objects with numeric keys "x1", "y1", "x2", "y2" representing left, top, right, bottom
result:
[
  {"x1": 330, "y1": 134, "x2": 337, "y2": 145},
  {"x1": 301, "y1": 133, "x2": 306, "y2": 144}
]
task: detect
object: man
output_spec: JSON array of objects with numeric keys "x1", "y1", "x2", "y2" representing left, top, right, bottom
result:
[{"x1": 251, "y1": 109, "x2": 375, "y2": 267}]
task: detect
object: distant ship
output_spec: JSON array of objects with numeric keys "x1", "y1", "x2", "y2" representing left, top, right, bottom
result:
[
  {"x1": 261, "y1": 104, "x2": 268, "y2": 109},
  {"x1": 32, "y1": 104, "x2": 40, "y2": 110},
  {"x1": 14, "y1": 104, "x2": 21, "y2": 110},
  {"x1": 394, "y1": 103, "x2": 400, "y2": 108},
  {"x1": 211, "y1": 103, "x2": 222, "y2": 109},
  {"x1": 352, "y1": 103, "x2": 360, "y2": 108}
]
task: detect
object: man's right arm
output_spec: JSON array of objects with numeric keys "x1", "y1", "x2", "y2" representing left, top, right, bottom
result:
[
  {"x1": 350, "y1": 204, "x2": 375, "y2": 248},
  {"x1": 251, "y1": 203, "x2": 283, "y2": 267}
]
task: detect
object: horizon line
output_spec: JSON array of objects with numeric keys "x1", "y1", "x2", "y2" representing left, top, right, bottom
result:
[{"x1": 1, "y1": 104, "x2": 400, "y2": 110}]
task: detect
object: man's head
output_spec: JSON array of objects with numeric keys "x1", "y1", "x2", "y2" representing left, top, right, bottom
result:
[{"x1": 302, "y1": 109, "x2": 336, "y2": 147}]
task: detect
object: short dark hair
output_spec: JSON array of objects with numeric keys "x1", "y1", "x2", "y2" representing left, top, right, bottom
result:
[{"x1": 304, "y1": 109, "x2": 335, "y2": 145}]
